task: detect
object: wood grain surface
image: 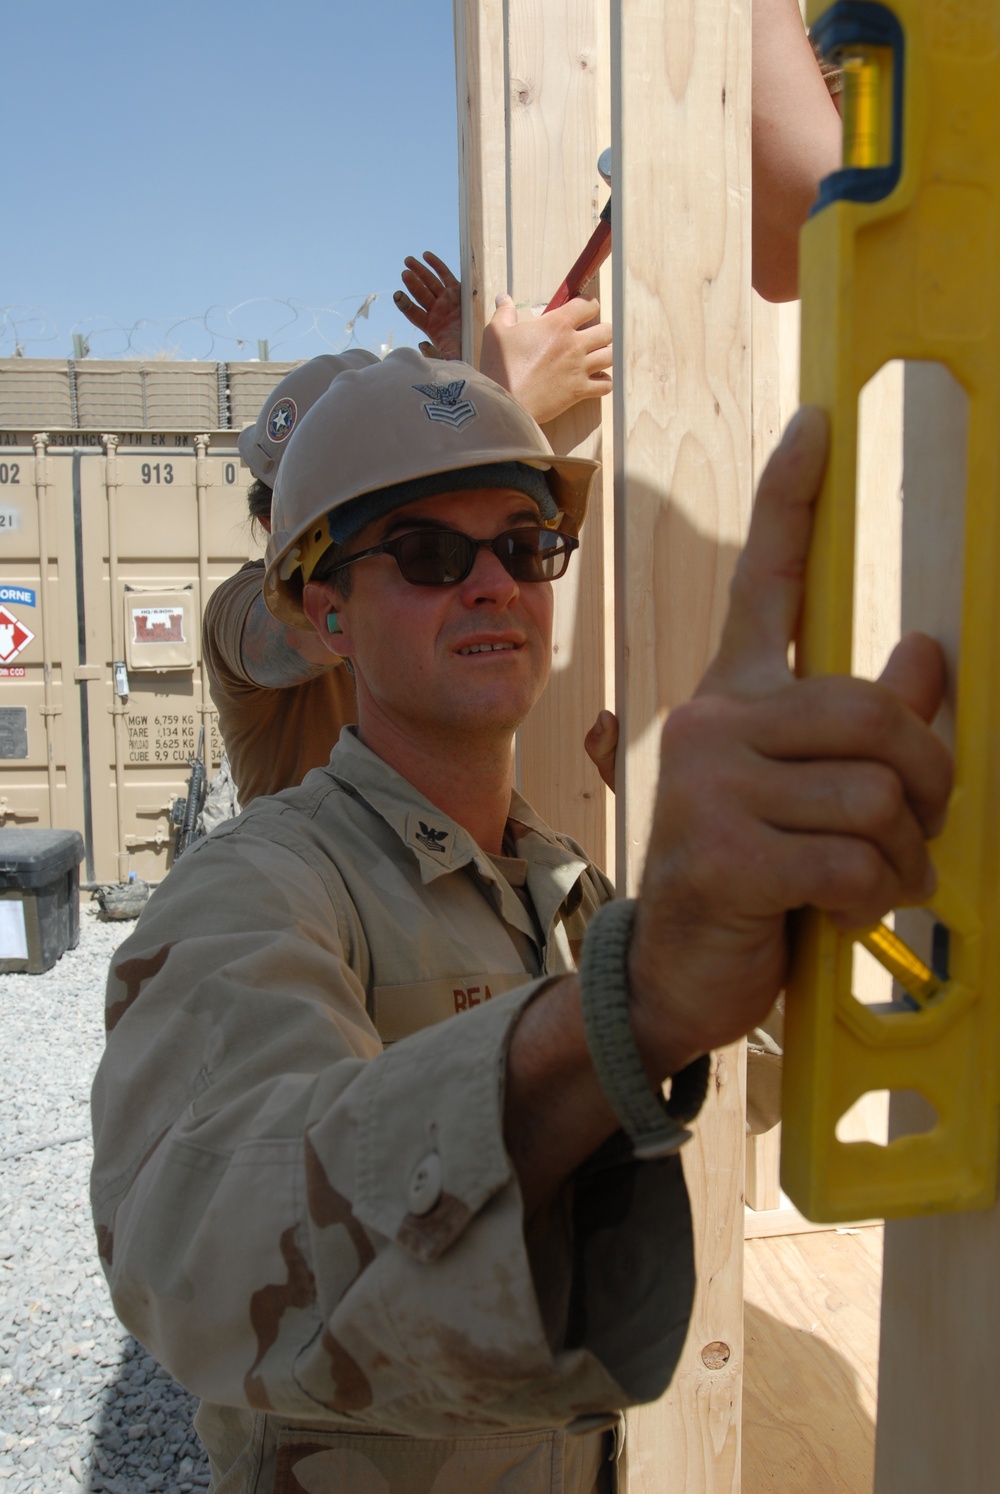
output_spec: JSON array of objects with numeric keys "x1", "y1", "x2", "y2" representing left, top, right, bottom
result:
[
  {"x1": 611, "y1": 0, "x2": 751, "y2": 1487},
  {"x1": 874, "y1": 364, "x2": 1000, "y2": 1494},
  {"x1": 456, "y1": 0, "x2": 615, "y2": 869},
  {"x1": 744, "y1": 1229, "x2": 883, "y2": 1494}
]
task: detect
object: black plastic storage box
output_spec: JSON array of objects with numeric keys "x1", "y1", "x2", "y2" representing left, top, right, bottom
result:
[{"x1": 0, "y1": 829, "x2": 85, "y2": 975}]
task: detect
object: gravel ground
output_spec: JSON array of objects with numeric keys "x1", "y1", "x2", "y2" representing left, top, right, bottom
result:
[{"x1": 0, "y1": 903, "x2": 212, "y2": 1494}]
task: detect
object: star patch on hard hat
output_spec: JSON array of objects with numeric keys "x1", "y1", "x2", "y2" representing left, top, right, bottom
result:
[
  {"x1": 267, "y1": 397, "x2": 297, "y2": 442},
  {"x1": 412, "y1": 380, "x2": 478, "y2": 430}
]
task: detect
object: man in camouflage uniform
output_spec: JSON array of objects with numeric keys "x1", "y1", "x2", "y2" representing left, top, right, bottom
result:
[{"x1": 91, "y1": 351, "x2": 951, "y2": 1493}]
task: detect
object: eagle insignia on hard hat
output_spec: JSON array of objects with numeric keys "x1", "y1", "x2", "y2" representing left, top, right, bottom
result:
[
  {"x1": 267, "y1": 397, "x2": 298, "y2": 443},
  {"x1": 412, "y1": 380, "x2": 477, "y2": 430}
]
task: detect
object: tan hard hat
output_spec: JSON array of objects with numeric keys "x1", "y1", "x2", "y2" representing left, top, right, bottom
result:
[
  {"x1": 237, "y1": 350, "x2": 380, "y2": 485},
  {"x1": 264, "y1": 347, "x2": 599, "y2": 626}
]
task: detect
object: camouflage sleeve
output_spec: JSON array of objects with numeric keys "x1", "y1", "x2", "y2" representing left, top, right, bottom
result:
[{"x1": 91, "y1": 823, "x2": 693, "y2": 1436}]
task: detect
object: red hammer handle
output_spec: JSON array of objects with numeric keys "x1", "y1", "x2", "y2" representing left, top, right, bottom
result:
[{"x1": 543, "y1": 218, "x2": 612, "y2": 313}]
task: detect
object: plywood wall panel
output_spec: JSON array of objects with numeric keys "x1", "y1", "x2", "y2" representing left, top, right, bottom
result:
[
  {"x1": 611, "y1": 1, "x2": 751, "y2": 1487},
  {"x1": 456, "y1": 0, "x2": 614, "y2": 868},
  {"x1": 458, "y1": 3, "x2": 753, "y2": 1485}
]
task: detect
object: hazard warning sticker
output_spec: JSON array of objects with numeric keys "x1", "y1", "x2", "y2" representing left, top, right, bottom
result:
[
  {"x1": 131, "y1": 607, "x2": 186, "y2": 645},
  {"x1": 0, "y1": 604, "x2": 35, "y2": 667}
]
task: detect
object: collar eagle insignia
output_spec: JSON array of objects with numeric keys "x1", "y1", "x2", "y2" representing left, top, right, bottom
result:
[
  {"x1": 412, "y1": 379, "x2": 478, "y2": 430},
  {"x1": 415, "y1": 821, "x2": 449, "y2": 854}
]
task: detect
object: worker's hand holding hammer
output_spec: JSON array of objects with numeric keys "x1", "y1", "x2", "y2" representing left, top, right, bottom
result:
[
  {"x1": 394, "y1": 252, "x2": 612, "y2": 425},
  {"x1": 479, "y1": 294, "x2": 612, "y2": 426}
]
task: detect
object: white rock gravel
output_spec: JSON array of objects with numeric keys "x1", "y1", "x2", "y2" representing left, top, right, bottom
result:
[{"x1": 0, "y1": 904, "x2": 211, "y2": 1493}]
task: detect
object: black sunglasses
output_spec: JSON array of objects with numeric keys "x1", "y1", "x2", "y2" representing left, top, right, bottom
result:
[{"x1": 328, "y1": 525, "x2": 579, "y2": 587}]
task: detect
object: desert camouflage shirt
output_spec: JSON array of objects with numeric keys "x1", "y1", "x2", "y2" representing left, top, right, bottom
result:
[{"x1": 91, "y1": 729, "x2": 696, "y2": 1493}]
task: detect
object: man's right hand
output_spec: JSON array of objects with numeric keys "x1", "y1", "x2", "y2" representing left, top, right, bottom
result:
[
  {"x1": 393, "y1": 253, "x2": 613, "y2": 424},
  {"x1": 627, "y1": 406, "x2": 953, "y2": 1078},
  {"x1": 479, "y1": 294, "x2": 612, "y2": 426}
]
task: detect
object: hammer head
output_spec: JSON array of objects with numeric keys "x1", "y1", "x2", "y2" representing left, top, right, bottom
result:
[{"x1": 598, "y1": 147, "x2": 612, "y2": 188}]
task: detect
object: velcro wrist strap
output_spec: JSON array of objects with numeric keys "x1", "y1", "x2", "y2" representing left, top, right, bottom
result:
[{"x1": 579, "y1": 898, "x2": 711, "y2": 1159}]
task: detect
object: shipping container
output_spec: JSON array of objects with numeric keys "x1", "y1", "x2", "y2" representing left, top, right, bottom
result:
[{"x1": 0, "y1": 358, "x2": 302, "y2": 884}]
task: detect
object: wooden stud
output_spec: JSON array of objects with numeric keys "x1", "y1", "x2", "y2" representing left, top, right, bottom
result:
[
  {"x1": 745, "y1": 295, "x2": 797, "y2": 1226},
  {"x1": 458, "y1": 2, "x2": 757, "y2": 1484},
  {"x1": 455, "y1": 0, "x2": 615, "y2": 870},
  {"x1": 751, "y1": 296, "x2": 800, "y2": 495},
  {"x1": 610, "y1": 1, "x2": 751, "y2": 1486},
  {"x1": 872, "y1": 364, "x2": 1000, "y2": 1494},
  {"x1": 505, "y1": 1, "x2": 614, "y2": 870},
  {"x1": 746, "y1": 1126, "x2": 782, "y2": 1214},
  {"x1": 455, "y1": 0, "x2": 509, "y2": 368}
]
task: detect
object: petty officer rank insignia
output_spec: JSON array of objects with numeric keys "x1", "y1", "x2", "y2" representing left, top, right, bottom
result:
[
  {"x1": 415, "y1": 821, "x2": 449, "y2": 854},
  {"x1": 267, "y1": 397, "x2": 297, "y2": 442},
  {"x1": 412, "y1": 380, "x2": 478, "y2": 429}
]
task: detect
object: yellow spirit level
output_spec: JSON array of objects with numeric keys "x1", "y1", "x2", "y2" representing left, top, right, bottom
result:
[{"x1": 783, "y1": 0, "x2": 1000, "y2": 1221}]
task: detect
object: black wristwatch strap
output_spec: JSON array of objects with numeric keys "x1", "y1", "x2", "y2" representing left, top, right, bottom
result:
[{"x1": 579, "y1": 898, "x2": 711, "y2": 1159}]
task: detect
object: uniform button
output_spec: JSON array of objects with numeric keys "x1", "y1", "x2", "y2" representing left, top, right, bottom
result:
[{"x1": 407, "y1": 1153, "x2": 443, "y2": 1216}]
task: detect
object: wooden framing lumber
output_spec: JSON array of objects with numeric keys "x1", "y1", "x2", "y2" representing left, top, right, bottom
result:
[
  {"x1": 455, "y1": 0, "x2": 509, "y2": 369},
  {"x1": 746, "y1": 1126, "x2": 783, "y2": 1215},
  {"x1": 610, "y1": 1, "x2": 751, "y2": 1486},
  {"x1": 454, "y1": 0, "x2": 615, "y2": 871},
  {"x1": 873, "y1": 364, "x2": 999, "y2": 1494},
  {"x1": 455, "y1": 1, "x2": 762, "y2": 1485},
  {"x1": 751, "y1": 298, "x2": 800, "y2": 496}
]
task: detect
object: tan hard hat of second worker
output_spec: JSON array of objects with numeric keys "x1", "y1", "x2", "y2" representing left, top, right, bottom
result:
[
  {"x1": 238, "y1": 349, "x2": 380, "y2": 492},
  {"x1": 93, "y1": 349, "x2": 951, "y2": 1490},
  {"x1": 202, "y1": 353, "x2": 375, "y2": 808}
]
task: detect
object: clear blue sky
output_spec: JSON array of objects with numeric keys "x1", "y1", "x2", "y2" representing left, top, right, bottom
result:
[{"x1": 2, "y1": 0, "x2": 460, "y2": 362}]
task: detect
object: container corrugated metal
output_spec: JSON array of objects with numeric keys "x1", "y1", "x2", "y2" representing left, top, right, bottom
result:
[{"x1": 0, "y1": 359, "x2": 280, "y2": 883}]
